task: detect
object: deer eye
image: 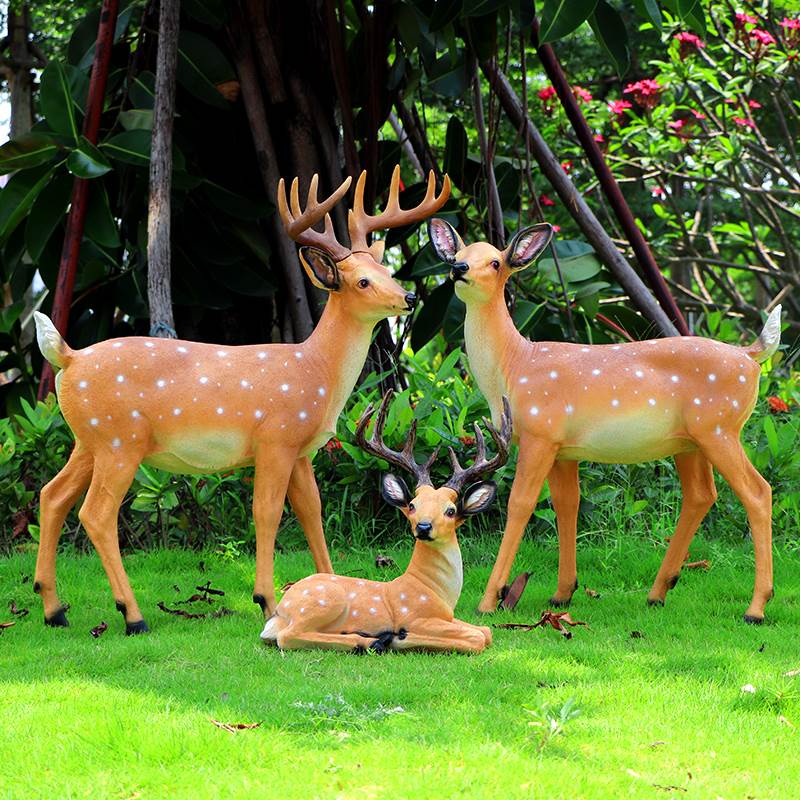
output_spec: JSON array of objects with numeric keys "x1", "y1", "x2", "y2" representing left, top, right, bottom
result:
[
  {"x1": 357, "y1": 278, "x2": 370, "y2": 289},
  {"x1": 445, "y1": 507, "x2": 456, "y2": 517},
  {"x1": 408, "y1": 503, "x2": 415, "y2": 513},
  {"x1": 491, "y1": 260, "x2": 500, "y2": 271}
]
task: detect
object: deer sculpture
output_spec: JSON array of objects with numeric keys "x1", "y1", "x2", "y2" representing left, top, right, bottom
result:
[
  {"x1": 260, "y1": 391, "x2": 512, "y2": 653},
  {"x1": 428, "y1": 217, "x2": 782, "y2": 623},
  {"x1": 32, "y1": 166, "x2": 450, "y2": 634}
]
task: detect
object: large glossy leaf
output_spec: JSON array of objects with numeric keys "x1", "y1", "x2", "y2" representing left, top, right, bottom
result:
[
  {"x1": 84, "y1": 183, "x2": 120, "y2": 248},
  {"x1": 101, "y1": 129, "x2": 151, "y2": 166},
  {"x1": 538, "y1": 250, "x2": 602, "y2": 283},
  {"x1": 203, "y1": 181, "x2": 271, "y2": 219},
  {"x1": 411, "y1": 281, "x2": 454, "y2": 352},
  {"x1": 427, "y1": 52, "x2": 469, "y2": 98},
  {"x1": 443, "y1": 116, "x2": 468, "y2": 191},
  {"x1": 462, "y1": 0, "x2": 505, "y2": 15},
  {"x1": 632, "y1": 0, "x2": 662, "y2": 30},
  {"x1": 39, "y1": 62, "x2": 79, "y2": 139},
  {"x1": 119, "y1": 109, "x2": 154, "y2": 131},
  {"x1": 25, "y1": 173, "x2": 72, "y2": 263},
  {"x1": 66, "y1": 137, "x2": 113, "y2": 178},
  {"x1": 539, "y1": 0, "x2": 598, "y2": 43},
  {"x1": 589, "y1": 0, "x2": 630, "y2": 76},
  {"x1": 0, "y1": 165, "x2": 56, "y2": 245},
  {"x1": 410, "y1": 242, "x2": 450, "y2": 278},
  {"x1": 129, "y1": 71, "x2": 156, "y2": 109},
  {"x1": 0, "y1": 134, "x2": 59, "y2": 175},
  {"x1": 68, "y1": 3, "x2": 135, "y2": 70},
  {"x1": 429, "y1": 0, "x2": 462, "y2": 31},
  {"x1": 177, "y1": 32, "x2": 236, "y2": 109}
]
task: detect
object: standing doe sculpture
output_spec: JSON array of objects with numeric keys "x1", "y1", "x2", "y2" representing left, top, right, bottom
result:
[
  {"x1": 32, "y1": 166, "x2": 449, "y2": 634},
  {"x1": 260, "y1": 392, "x2": 511, "y2": 653},
  {"x1": 428, "y1": 217, "x2": 782, "y2": 623}
]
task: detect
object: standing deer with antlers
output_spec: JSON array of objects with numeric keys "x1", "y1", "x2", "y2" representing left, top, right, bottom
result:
[
  {"x1": 260, "y1": 392, "x2": 511, "y2": 653},
  {"x1": 32, "y1": 166, "x2": 449, "y2": 634},
  {"x1": 428, "y1": 218, "x2": 782, "y2": 623}
]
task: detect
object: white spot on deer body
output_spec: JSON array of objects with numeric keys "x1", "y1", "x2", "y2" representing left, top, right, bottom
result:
[
  {"x1": 295, "y1": 351, "x2": 303, "y2": 359},
  {"x1": 217, "y1": 350, "x2": 227, "y2": 358},
  {"x1": 112, "y1": 342, "x2": 122, "y2": 349},
  {"x1": 258, "y1": 352, "x2": 267, "y2": 360},
  {"x1": 611, "y1": 399, "x2": 619, "y2": 408},
  {"x1": 530, "y1": 406, "x2": 539, "y2": 416},
  {"x1": 715, "y1": 425, "x2": 722, "y2": 435},
  {"x1": 116, "y1": 375, "x2": 125, "y2": 383},
  {"x1": 145, "y1": 342, "x2": 155, "y2": 349},
  {"x1": 299, "y1": 411, "x2": 308, "y2": 420},
  {"x1": 318, "y1": 387, "x2": 326, "y2": 396},
  {"x1": 612, "y1": 345, "x2": 621, "y2": 350},
  {"x1": 216, "y1": 407, "x2": 224, "y2": 415},
  {"x1": 401, "y1": 607, "x2": 408, "y2": 614},
  {"x1": 694, "y1": 398, "x2": 701, "y2": 405},
  {"x1": 565, "y1": 404, "x2": 574, "y2": 415},
  {"x1": 177, "y1": 346, "x2": 188, "y2": 353},
  {"x1": 156, "y1": 379, "x2": 166, "y2": 388},
  {"x1": 732, "y1": 400, "x2": 740, "y2": 408},
  {"x1": 420, "y1": 594, "x2": 428, "y2": 602},
  {"x1": 173, "y1": 408, "x2": 182, "y2": 416},
  {"x1": 112, "y1": 438, "x2": 121, "y2": 448},
  {"x1": 90, "y1": 418, "x2": 99, "y2": 426},
  {"x1": 79, "y1": 380, "x2": 88, "y2": 389},
  {"x1": 255, "y1": 409, "x2": 263, "y2": 419},
  {"x1": 283, "y1": 361, "x2": 288, "y2": 368},
  {"x1": 351, "y1": 610, "x2": 359, "y2": 617},
  {"x1": 302, "y1": 589, "x2": 310, "y2": 596},
  {"x1": 739, "y1": 375, "x2": 746, "y2": 383},
  {"x1": 300, "y1": 607, "x2": 306, "y2": 614},
  {"x1": 399, "y1": 593, "x2": 406, "y2": 600},
  {"x1": 519, "y1": 376, "x2": 529, "y2": 384},
  {"x1": 131, "y1": 410, "x2": 140, "y2": 418},
  {"x1": 348, "y1": 592, "x2": 357, "y2": 599},
  {"x1": 240, "y1": 380, "x2": 250, "y2": 389},
  {"x1": 592, "y1": 369, "x2": 601, "y2": 376},
  {"x1": 318, "y1": 599, "x2": 326, "y2": 606},
  {"x1": 708, "y1": 374, "x2": 716, "y2": 382},
  {"x1": 357, "y1": 580, "x2": 365, "y2": 586},
  {"x1": 648, "y1": 398, "x2": 656, "y2": 406},
  {"x1": 85, "y1": 348, "x2": 94, "y2": 355},
  {"x1": 549, "y1": 370, "x2": 558, "y2": 379},
  {"x1": 199, "y1": 376, "x2": 208, "y2": 384},
  {"x1": 635, "y1": 370, "x2": 644, "y2": 378},
  {"x1": 281, "y1": 384, "x2": 289, "y2": 392},
  {"x1": 541, "y1": 347, "x2": 549, "y2": 352},
  {"x1": 671, "y1": 375, "x2": 679, "y2": 383}
]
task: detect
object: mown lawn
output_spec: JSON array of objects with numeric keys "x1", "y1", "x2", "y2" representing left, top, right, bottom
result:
[{"x1": 1, "y1": 532, "x2": 798, "y2": 800}]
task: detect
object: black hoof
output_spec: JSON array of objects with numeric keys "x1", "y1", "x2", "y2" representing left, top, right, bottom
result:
[
  {"x1": 548, "y1": 596, "x2": 571, "y2": 608},
  {"x1": 647, "y1": 598, "x2": 665, "y2": 607},
  {"x1": 253, "y1": 594, "x2": 267, "y2": 613},
  {"x1": 125, "y1": 619, "x2": 150, "y2": 635},
  {"x1": 352, "y1": 645, "x2": 367, "y2": 655},
  {"x1": 44, "y1": 606, "x2": 69, "y2": 627},
  {"x1": 743, "y1": 614, "x2": 764, "y2": 625},
  {"x1": 369, "y1": 630, "x2": 396, "y2": 654}
]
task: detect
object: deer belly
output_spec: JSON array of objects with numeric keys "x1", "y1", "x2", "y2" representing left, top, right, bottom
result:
[
  {"x1": 558, "y1": 413, "x2": 697, "y2": 464},
  {"x1": 144, "y1": 430, "x2": 252, "y2": 474}
]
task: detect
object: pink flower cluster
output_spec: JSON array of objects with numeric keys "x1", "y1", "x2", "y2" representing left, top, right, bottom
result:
[
  {"x1": 573, "y1": 86, "x2": 592, "y2": 104},
  {"x1": 674, "y1": 31, "x2": 705, "y2": 59},
  {"x1": 608, "y1": 99, "x2": 632, "y2": 119},
  {"x1": 623, "y1": 79, "x2": 663, "y2": 110},
  {"x1": 780, "y1": 17, "x2": 800, "y2": 47},
  {"x1": 733, "y1": 10, "x2": 779, "y2": 58},
  {"x1": 668, "y1": 109, "x2": 706, "y2": 138},
  {"x1": 538, "y1": 85, "x2": 557, "y2": 115}
]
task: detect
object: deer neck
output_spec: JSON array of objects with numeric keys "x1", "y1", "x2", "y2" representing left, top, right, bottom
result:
[
  {"x1": 463, "y1": 290, "x2": 526, "y2": 423},
  {"x1": 304, "y1": 295, "x2": 374, "y2": 424},
  {"x1": 405, "y1": 538, "x2": 463, "y2": 611}
]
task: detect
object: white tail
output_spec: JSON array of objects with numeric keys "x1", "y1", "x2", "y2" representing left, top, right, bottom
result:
[
  {"x1": 748, "y1": 304, "x2": 782, "y2": 363},
  {"x1": 34, "y1": 312, "x2": 70, "y2": 370}
]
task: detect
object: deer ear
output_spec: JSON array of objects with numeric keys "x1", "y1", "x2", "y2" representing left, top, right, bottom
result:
[
  {"x1": 505, "y1": 224, "x2": 554, "y2": 272},
  {"x1": 381, "y1": 474, "x2": 412, "y2": 508},
  {"x1": 457, "y1": 481, "x2": 497, "y2": 517},
  {"x1": 368, "y1": 239, "x2": 386, "y2": 263},
  {"x1": 299, "y1": 246, "x2": 340, "y2": 291},
  {"x1": 428, "y1": 218, "x2": 464, "y2": 264}
]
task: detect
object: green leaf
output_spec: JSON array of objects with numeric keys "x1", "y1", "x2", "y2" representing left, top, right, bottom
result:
[
  {"x1": 84, "y1": 183, "x2": 120, "y2": 248},
  {"x1": 182, "y1": 0, "x2": 228, "y2": 27},
  {"x1": 589, "y1": 1, "x2": 630, "y2": 76},
  {"x1": 66, "y1": 137, "x2": 113, "y2": 178},
  {"x1": 68, "y1": 3, "x2": 135, "y2": 70},
  {"x1": 427, "y1": 52, "x2": 469, "y2": 97},
  {"x1": 130, "y1": 72, "x2": 156, "y2": 109},
  {"x1": 0, "y1": 165, "x2": 57, "y2": 245},
  {"x1": 0, "y1": 299, "x2": 25, "y2": 334},
  {"x1": 443, "y1": 116, "x2": 468, "y2": 191},
  {"x1": 429, "y1": 0, "x2": 462, "y2": 31},
  {"x1": 632, "y1": 0, "x2": 662, "y2": 30},
  {"x1": 177, "y1": 31, "x2": 236, "y2": 109},
  {"x1": 539, "y1": 0, "x2": 598, "y2": 43},
  {"x1": 539, "y1": 252, "x2": 602, "y2": 283},
  {"x1": 203, "y1": 181, "x2": 271, "y2": 219},
  {"x1": 39, "y1": 62, "x2": 79, "y2": 139},
  {"x1": 411, "y1": 282, "x2": 454, "y2": 351},
  {"x1": 119, "y1": 109, "x2": 154, "y2": 131},
  {"x1": 26, "y1": 172, "x2": 73, "y2": 263},
  {"x1": 0, "y1": 134, "x2": 59, "y2": 175},
  {"x1": 101, "y1": 129, "x2": 151, "y2": 166}
]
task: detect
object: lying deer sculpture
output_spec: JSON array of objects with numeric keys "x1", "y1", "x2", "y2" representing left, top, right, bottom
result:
[
  {"x1": 260, "y1": 392, "x2": 512, "y2": 653},
  {"x1": 428, "y1": 218, "x2": 782, "y2": 623},
  {"x1": 32, "y1": 166, "x2": 449, "y2": 634}
]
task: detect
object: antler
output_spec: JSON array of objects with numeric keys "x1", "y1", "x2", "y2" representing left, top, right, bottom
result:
[
  {"x1": 348, "y1": 165, "x2": 451, "y2": 253},
  {"x1": 444, "y1": 397, "x2": 513, "y2": 493},
  {"x1": 355, "y1": 390, "x2": 439, "y2": 489},
  {"x1": 277, "y1": 173, "x2": 353, "y2": 261}
]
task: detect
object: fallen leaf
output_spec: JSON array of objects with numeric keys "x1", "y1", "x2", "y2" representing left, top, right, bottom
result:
[
  {"x1": 176, "y1": 593, "x2": 214, "y2": 606},
  {"x1": 494, "y1": 610, "x2": 588, "y2": 640},
  {"x1": 584, "y1": 587, "x2": 601, "y2": 599},
  {"x1": 685, "y1": 559, "x2": 711, "y2": 570},
  {"x1": 280, "y1": 580, "x2": 297, "y2": 592},
  {"x1": 375, "y1": 554, "x2": 396, "y2": 569},
  {"x1": 90, "y1": 621, "x2": 108, "y2": 638},
  {"x1": 500, "y1": 572, "x2": 531, "y2": 610},
  {"x1": 649, "y1": 741, "x2": 667, "y2": 748},
  {"x1": 157, "y1": 602, "x2": 234, "y2": 620},
  {"x1": 9, "y1": 600, "x2": 29, "y2": 617},
  {"x1": 0, "y1": 621, "x2": 15, "y2": 630},
  {"x1": 211, "y1": 718, "x2": 261, "y2": 733},
  {"x1": 196, "y1": 581, "x2": 225, "y2": 597},
  {"x1": 630, "y1": 630, "x2": 646, "y2": 639},
  {"x1": 784, "y1": 669, "x2": 800, "y2": 678},
  {"x1": 652, "y1": 785, "x2": 686, "y2": 793}
]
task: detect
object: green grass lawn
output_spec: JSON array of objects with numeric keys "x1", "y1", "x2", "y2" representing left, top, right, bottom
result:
[{"x1": 1, "y1": 533, "x2": 798, "y2": 799}]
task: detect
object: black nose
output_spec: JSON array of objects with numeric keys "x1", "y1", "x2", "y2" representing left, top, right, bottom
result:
[
  {"x1": 415, "y1": 521, "x2": 433, "y2": 540},
  {"x1": 451, "y1": 262, "x2": 469, "y2": 275},
  {"x1": 405, "y1": 292, "x2": 417, "y2": 310}
]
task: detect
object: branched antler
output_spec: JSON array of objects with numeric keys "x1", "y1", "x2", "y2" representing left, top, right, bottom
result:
[
  {"x1": 356, "y1": 390, "x2": 439, "y2": 488},
  {"x1": 348, "y1": 165, "x2": 451, "y2": 253},
  {"x1": 277, "y1": 173, "x2": 352, "y2": 261},
  {"x1": 444, "y1": 396, "x2": 512, "y2": 493}
]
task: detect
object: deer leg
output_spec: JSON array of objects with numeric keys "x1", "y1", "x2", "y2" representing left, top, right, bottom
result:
[
  {"x1": 35, "y1": 444, "x2": 94, "y2": 625},
  {"x1": 78, "y1": 452, "x2": 147, "y2": 634},
  {"x1": 696, "y1": 436, "x2": 773, "y2": 622},
  {"x1": 277, "y1": 629, "x2": 381, "y2": 652},
  {"x1": 392, "y1": 618, "x2": 489, "y2": 653},
  {"x1": 286, "y1": 455, "x2": 333, "y2": 573},
  {"x1": 252, "y1": 444, "x2": 297, "y2": 618},
  {"x1": 547, "y1": 459, "x2": 580, "y2": 607},
  {"x1": 478, "y1": 436, "x2": 558, "y2": 613},
  {"x1": 648, "y1": 451, "x2": 716, "y2": 606}
]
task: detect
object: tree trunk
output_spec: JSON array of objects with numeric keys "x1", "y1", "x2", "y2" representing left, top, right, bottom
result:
[
  {"x1": 147, "y1": 0, "x2": 180, "y2": 339},
  {"x1": 5, "y1": 5, "x2": 35, "y2": 137}
]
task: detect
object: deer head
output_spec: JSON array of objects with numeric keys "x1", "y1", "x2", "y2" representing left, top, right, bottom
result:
[
  {"x1": 279, "y1": 167, "x2": 451, "y2": 323},
  {"x1": 427, "y1": 218, "x2": 554, "y2": 305},
  {"x1": 356, "y1": 392, "x2": 512, "y2": 545}
]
